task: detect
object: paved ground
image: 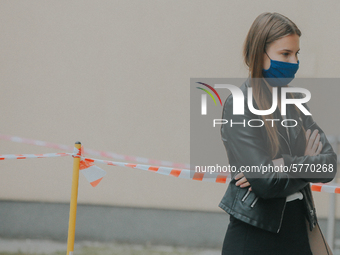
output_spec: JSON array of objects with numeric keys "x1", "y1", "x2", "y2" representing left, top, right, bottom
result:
[{"x1": 0, "y1": 239, "x2": 221, "y2": 255}]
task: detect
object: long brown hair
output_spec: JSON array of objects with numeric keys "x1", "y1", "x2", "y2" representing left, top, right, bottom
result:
[{"x1": 243, "y1": 12, "x2": 306, "y2": 158}]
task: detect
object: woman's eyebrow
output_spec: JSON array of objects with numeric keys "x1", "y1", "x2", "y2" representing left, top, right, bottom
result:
[{"x1": 280, "y1": 48, "x2": 300, "y2": 52}]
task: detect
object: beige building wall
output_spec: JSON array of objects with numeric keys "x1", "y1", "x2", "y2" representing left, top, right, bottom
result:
[{"x1": 0, "y1": 1, "x2": 340, "y2": 218}]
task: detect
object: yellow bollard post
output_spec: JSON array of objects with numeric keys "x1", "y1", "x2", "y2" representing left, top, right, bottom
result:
[{"x1": 66, "y1": 141, "x2": 81, "y2": 255}]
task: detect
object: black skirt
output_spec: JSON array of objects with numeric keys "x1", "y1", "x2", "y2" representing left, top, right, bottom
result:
[{"x1": 222, "y1": 199, "x2": 313, "y2": 255}]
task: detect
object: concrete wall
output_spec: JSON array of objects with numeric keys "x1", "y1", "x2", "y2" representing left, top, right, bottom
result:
[
  {"x1": 0, "y1": 0, "x2": 340, "y2": 223},
  {"x1": 0, "y1": 200, "x2": 337, "y2": 249}
]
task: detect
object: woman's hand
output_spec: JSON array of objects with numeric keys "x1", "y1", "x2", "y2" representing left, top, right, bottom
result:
[
  {"x1": 234, "y1": 172, "x2": 252, "y2": 191},
  {"x1": 304, "y1": 129, "x2": 322, "y2": 156}
]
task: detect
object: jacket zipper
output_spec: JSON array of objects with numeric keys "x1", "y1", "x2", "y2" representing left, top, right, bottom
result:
[
  {"x1": 241, "y1": 189, "x2": 251, "y2": 202},
  {"x1": 276, "y1": 130, "x2": 292, "y2": 233},
  {"x1": 250, "y1": 197, "x2": 259, "y2": 207},
  {"x1": 301, "y1": 119, "x2": 317, "y2": 229},
  {"x1": 275, "y1": 116, "x2": 315, "y2": 233},
  {"x1": 277, "y1": 201, "x2": 287, "y2": 233}
]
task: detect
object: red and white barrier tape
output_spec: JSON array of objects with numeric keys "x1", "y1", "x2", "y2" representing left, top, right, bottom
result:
[
  {"x1": 0, "y1": 134, "x2": 190, "y2": 168},
  {"x1": 73, "y1": 146, "x2": 106, "y2": 187},
  {"x1": 80, "y1": 156, "x2": 232, "y2": 184},
  {"x1": 1, "y1": 147, "x2": 340, "y2": 194},
  {"x1": 0, "y1": 147, "x2": 106, "y2": 187},
  {"x1": 311, "y1": 183, "x2": 340, "y2": 194},
  {"x1": 0, "y1": 152, "x2": 70, "y2": 160},
  {"x1": 96, "y1": 157, "x2": 340, "y2": 193},
  {"x1": 75, "y1": 149, "x2": 340, "y2": 193}
]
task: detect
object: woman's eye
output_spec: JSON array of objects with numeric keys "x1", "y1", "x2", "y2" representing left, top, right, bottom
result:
[{"x1": 282, "y1": 52, "x2": 289, "y2": 56}]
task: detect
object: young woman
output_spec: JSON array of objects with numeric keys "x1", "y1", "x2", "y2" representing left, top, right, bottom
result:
[{"x1": 219, "y1": 12, "x2": 337, "y2": 254}]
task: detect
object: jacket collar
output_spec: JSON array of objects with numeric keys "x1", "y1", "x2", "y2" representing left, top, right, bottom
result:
[{"x1": 275, "y1": 105, "x2": 303, "y2": 150}]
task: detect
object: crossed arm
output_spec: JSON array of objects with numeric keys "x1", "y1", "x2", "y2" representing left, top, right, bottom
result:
[
  {"x1": 221, "y1": 95, "x2": 337, "y2": 199},
  {"x1": 236, "y1": 128, "x2": 323, "y2": 191}
]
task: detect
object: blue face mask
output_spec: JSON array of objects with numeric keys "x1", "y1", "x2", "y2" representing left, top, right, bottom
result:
[{"x1": 262, "y1": 51, "x2": 299, "y2": 87}]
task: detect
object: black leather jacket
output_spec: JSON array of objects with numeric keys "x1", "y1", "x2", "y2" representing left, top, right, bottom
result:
[{"x1": 219, "y1": 77, "x2": 337, "y2": 233}]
